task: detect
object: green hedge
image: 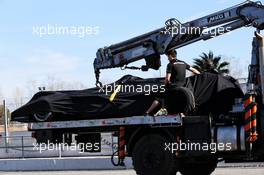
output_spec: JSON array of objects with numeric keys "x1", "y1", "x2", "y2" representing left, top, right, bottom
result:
[{"x1": 0, "y1": 105, "x2": 11, "y2": 125}]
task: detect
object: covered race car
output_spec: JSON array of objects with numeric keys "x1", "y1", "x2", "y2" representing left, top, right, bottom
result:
[{"x1": 11, "y1": 72, "x2": 244, "y2": 122}]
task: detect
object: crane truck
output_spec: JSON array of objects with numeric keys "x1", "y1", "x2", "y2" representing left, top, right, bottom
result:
[{"x1": 19, "y1": 1, "x2": 264, "y2": 175}]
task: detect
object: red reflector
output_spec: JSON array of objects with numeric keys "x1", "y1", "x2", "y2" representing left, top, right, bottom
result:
[{"x1": 31, "y1": 132, "x2": 36, "y2": 138}]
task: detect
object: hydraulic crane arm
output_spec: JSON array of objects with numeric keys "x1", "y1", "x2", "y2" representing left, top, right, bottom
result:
[{"x1": 93, "y1": 1, "x2": 264, "y2": 86}]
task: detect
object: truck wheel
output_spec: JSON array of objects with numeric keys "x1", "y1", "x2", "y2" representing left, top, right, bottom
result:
[
  {"x1": 34, "y1": 130, "x2": 63, "y2": 144},
  {"x1": 34, "y1": 130, "x2": 53, "y2": 144},
  {"x1": 179, "y1": 159, "x2": 217, "y2": 175},
  {"x1": 132, "y1": 134, "x2": 178, "y2": 175},
  {"x1": 33, "y1": 112, "x2": 52, "y2": 122}
]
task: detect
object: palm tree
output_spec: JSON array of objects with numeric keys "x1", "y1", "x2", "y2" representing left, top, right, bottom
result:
[{"x1": 193, "y1": 51, "x2": 230, "y2": 74}]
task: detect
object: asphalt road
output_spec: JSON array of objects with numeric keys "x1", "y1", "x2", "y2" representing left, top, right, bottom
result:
[{"x1": 1, "y1": 168, "x2": 264, "y2": 175}]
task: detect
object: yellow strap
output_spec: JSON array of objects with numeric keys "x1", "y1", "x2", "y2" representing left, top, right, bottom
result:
[{"x1": 109, "y1": 85, "x2": 122, "y2": 102}]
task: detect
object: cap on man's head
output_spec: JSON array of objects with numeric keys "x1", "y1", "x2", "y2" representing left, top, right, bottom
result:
[{"x1": 165, "y1": 50, "x2": 177, "y2": 57}]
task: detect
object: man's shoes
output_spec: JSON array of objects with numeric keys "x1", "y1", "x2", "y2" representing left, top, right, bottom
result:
[
  {"x1": 155, "y1": 108, "x2": 168, "y2": 116},
  {"x1": 180, "y1": 113, "x2": 185, "y2": 117}
]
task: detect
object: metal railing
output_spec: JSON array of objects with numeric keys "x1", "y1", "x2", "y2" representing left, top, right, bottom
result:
[
  {"x1": 0, "y1": 135, "x2": 34, "y2": 158},
  {"x1": 1, "y1": 99, "x2": 119, "y2": 159},
  {"x1": 0, "y1": 134, "x2": 118, "y2": 159}
]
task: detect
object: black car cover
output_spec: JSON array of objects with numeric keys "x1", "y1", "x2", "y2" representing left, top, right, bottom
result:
[{"x1": 11, "y1": 72, "x2": 244, "y2": 122}]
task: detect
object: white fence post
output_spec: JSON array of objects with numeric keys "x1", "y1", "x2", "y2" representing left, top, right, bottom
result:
[{"x1": 3, "y1": 100, "x2": 9, "y2": 153}]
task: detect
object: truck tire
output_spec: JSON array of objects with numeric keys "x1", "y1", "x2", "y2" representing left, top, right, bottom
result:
[
  {"x1": 35, "y1": 130, "x2": 53, "y2": 144},
  {"x1": 165, "y1": 87, "x2": 195, "y2": 114},
  {"x1": 35, "y1": 130, "x2": 63, "y2": 144},
  {"x1": 132, "y1": 134, "x2": 178, "y2": 175},
  {"x1": 179, "y1": 158, "x2": 217, "y2": 175}
]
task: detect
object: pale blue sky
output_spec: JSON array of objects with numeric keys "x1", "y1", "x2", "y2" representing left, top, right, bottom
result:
[{"x1": 0, "y1": 0, "x2": 258, "y2": 98}]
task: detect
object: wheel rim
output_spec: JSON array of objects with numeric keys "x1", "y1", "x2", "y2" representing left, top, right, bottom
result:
[
  {"x1": 34, "y1": 112, "x2": 52, "y2": 122},
  {"x1": 132, "y1": 134, "x2": 177, "y2": 175},
  {"x1": 143, "y1": 149, "x2": 164, "y2": 169}
]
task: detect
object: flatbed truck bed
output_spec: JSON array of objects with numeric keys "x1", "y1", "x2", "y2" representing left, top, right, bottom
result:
[{"x1": 28, "y1": 115, "x2": 182, "y2": 131}]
